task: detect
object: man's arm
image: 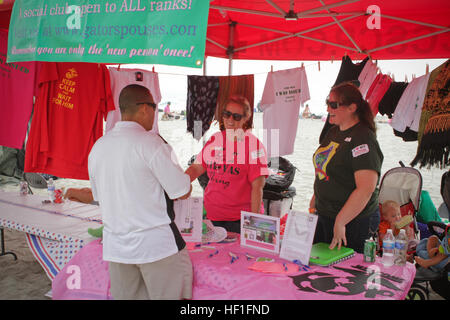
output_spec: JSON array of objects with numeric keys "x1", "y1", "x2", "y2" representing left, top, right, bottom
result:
[{"x1": 176, "y1": 184, "x2": 192, "y2": 200}]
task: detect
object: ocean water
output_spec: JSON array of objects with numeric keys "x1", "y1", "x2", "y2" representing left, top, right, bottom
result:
[
  {"x1": 2, "y1": 113, "x2": 447, "y2": 214},
  {"x1": 158, "y1": 113, "x2": 447, "y2": 213}
]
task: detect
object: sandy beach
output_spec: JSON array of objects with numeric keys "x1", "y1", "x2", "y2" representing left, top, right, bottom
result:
[{"x1": 0, "y1": 114, "x2": 447, "y2": 300}]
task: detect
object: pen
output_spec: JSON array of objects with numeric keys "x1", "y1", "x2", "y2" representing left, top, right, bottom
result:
[
  {"x1": 293, "y1": 259, "x2": 310, "y2": 271},
  {"x1": 229, "y1": 252, "x2": 239, "y2": 263},
  {"x1": 245, "y1": 253, "x2": 254, "y2": 260},
  {"x1": 208, "y1": 250, "x2": 219, "y2": 258}
]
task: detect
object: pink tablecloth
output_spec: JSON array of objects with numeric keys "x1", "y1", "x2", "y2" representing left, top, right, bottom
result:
[
  {"x1": 190, "y1": 241, "x2": 416, "y2": 300},
  {"x1": 52, "y1": 239, "x2": 416, "y2": 300}
]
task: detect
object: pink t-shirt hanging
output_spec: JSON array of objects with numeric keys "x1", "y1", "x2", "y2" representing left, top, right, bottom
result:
[
  {"x1": 196, "y1": 130, "x2": 269, "y2": 221},
  {"x1": 0, "y1": 29, "x2": 37, "y2": 149},
  {"x1": 366, "y1": 74, "x2": 392, "y2": 117}
]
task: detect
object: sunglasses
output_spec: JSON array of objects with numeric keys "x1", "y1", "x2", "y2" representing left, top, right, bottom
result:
[
  {"x1": 222, "y1": 110, "x2": 244, "y2": 121},
  {"x1": 326, "y1": 100, "x2": 347, "y2": 110},
  {"x1": 136, "y1": 102, "x2": 157, "y2": 109}
]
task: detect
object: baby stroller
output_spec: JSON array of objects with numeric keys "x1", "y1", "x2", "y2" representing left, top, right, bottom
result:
[
  {"x1": 406, "y1": 221, "x2": 450, "y2": 300},
  {"x1": 263, "y1": 157, "x2": 297, "y2": 217},
  {"x1": 377, "y1": 162, "x2": 422, "y2": 251}
]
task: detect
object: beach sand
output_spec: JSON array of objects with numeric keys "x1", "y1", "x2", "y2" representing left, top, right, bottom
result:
[
  {"x1": 0, "y1": 229, "x2": 51, "y2": 300},
  {"x1": 0, "y1": 114, "x2": 447, "y2": 300}
]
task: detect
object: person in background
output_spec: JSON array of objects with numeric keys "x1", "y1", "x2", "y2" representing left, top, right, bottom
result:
[
  {"x1": 310, "y1": 82, "x2": 383, "y2": 253},
  {"x1": 185, "y1": 95, "x2": 269, "y2": 233},
  {"x1": 162, "y1": 101, "x2": 173, "y2": 120},
  {"x1": 88, "y1": 84, "x2": 193, "y2": 300}
]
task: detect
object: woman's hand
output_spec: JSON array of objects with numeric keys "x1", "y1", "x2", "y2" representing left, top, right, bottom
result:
[
  {"x1": 185, "y1": 163, "x2": 206, "y2": 182},
  {"x1": 329, "y1": 169, "x2": 378, "y2": 250},
  {"x1": 309, "y1": 194, "x2": 316, "y2": 213},
  {"x1": 330, "y1": 219, "x2": 347, "y2": 250}
]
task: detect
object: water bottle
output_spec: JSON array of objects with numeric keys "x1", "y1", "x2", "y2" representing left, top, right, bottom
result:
[
  {"x1": 47, "y1": 178, "x2": 55, "y2": 202},
  {"x1": 394, "y1": 229, "x2": 408, "y2": 266},
  {"x1": 381, "y1": 229, "x2": 395, "y2": 267}
]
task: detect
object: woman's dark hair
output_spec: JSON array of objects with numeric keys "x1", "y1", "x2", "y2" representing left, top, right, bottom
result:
[
  {"x1": 219, "y1": 95, "x2": 253, "y2": 131},
  {"x1": 330, "y1": 82, "x2": 376, "y2": 134}
]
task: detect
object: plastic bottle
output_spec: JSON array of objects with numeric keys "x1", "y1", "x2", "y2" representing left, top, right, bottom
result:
[
  {"x1": 47, "y1": 178, "x2": 55, "y2": 202},
  {"x1": 381, "y1": 229, "x2": 395, "y2": 267},
  {"x1": 394, "y1": 229, "x2": 408, "y2": 266}
]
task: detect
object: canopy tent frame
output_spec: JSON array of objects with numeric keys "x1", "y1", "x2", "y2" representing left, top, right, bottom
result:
[
  {"x1": 207, "y1": 0, "x2": 450, "y2": 75},
  {"x1": 1, "y1": 0, "x2": 449, "y2": 75}
]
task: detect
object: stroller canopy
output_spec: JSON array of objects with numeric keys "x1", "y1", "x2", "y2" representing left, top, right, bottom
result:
[{"x1": 379, "y1": 166, "x2": 422, "y2": 211}]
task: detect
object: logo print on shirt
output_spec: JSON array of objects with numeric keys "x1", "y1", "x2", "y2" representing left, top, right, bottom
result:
[
  {"x1": 52, "y1": 67, "x2": 78, "y2": 110},
  {"x1": 313, "y1": 142, "x2": 339, "y2": 181},
  {"x1": 352, "y1": 144, "x2": 370, "y2": 158}
]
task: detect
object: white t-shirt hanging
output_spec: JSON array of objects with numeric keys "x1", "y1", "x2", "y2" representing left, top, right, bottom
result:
[
  {"x1": 260, "y1": 67, "x2": 310, "y2": 158},
  {"x1": 391, "y1": 73, "x2": 430, "y2": 133},
  {"x1": 106, "y1": 67, "x2": 162, "y2": 133},
  {"x1": 358, "y1": 60, "x2": 378, "y2": 99}
]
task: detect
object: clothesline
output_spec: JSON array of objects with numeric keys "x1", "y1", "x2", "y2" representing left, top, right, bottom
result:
[
  {"x1": 112, "y1": 61, "x2": 323, "y2": 77},
  {"x1": 113, "y1": 58, "x2": 430, "y2": 79}
]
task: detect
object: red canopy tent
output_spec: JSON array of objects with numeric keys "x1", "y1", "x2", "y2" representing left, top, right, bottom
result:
[
  {"x1": 1, "y1": 0, "x2": 449, "y2": 65},
  {"x1": 206, "y1": 0, "x2": 450, "y2": 64}
]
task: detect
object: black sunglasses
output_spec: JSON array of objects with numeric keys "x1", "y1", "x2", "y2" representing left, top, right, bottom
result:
[
  {"x1": 136, "y1": 102, "x2": 156, "y2": 109},
  {"x1": 326, "y1": 99, "x2": 347, "y2": 110},
  {"x1": 222, "y1": 110, "x2": 244, "y2": 121}
]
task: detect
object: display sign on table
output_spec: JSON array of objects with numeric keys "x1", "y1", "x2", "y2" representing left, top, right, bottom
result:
[
  {"x1": 279, "y1": 210, "x2": 318, "y2": 265},
  {"x1": 7, "y1": 0, "x2": 210, "y2": 68},
  {"x1": 240, "y1": 211, "x2": 280, "y2": 254},
  {"x1": 174, "y1": 196, "x2": 203, "y2": 242}
]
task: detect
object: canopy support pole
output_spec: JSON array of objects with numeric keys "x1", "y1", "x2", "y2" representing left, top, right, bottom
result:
[
  {"x1": 227, "y1": 21, "x2": 236, "y2": 75},
  {"x1": 368, "y1": 29, "x2": 450, "y2": 54},
  {"x1": 203, "y1": 55, "x2": 207, "y2": 76},
  {"x1": 211, "y1": 0, "x2": 361, "y2": 19},
  {"x1": 235, "y1": 14, "x2": 364, "y2": 53}
]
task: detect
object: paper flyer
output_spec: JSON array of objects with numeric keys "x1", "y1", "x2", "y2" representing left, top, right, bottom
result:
[
  {"x1": 174, "y1": 196, "x2": 203, "y2": 242},
  {"x1": 279, "y1": 210, "x2": 318, "y2": 264}
]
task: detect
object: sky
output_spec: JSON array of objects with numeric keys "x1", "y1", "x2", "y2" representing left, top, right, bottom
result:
[{"x1": 127, "y1": 57, "x2": 447, "y2": 115}]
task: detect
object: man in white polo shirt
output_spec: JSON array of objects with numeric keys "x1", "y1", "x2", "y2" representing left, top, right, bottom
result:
[{"x1": 88, "y1": 84, "x2": 193, "y2": 300}]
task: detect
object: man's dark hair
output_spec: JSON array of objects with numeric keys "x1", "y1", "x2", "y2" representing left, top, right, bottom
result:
[{"x1": 119, "y1": 84, "x2": 154, "y2": 115}]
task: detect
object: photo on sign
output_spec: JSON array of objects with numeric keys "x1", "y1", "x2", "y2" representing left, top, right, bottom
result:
[{"x1": 240, "y1": 211, "x2": 280, "y2": 254}]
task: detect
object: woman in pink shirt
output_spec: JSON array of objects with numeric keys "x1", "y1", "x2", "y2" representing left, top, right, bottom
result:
[{"x1": 186, "y1": 95, "x2": 269, "y2": 233}]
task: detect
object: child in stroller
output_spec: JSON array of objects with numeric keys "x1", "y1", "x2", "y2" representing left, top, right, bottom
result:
[
  {"x1": 407, "y1": 222, "x2": 450, "y2": 300},
  {"x1": 415, "y1": 224, "x2": 449, "y2": 272},
  {"x1": 377, "y1": 164, "x2": 422, "y2": 256},
  {"x1": 379, "y1": 200, "x2": 415, "y2": 242}
]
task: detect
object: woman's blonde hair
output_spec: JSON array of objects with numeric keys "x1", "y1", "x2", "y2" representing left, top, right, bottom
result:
[{"x1": 381, "y1": 200, "x2": 400, "y2": 216}]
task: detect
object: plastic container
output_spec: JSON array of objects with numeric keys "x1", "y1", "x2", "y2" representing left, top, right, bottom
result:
[
  {"x1": 381, "y1": 229, "x2": 395, "y2": 267},
  {"x1": 47, "y1": 178, "x2": 55, "y2": 202},
  {"x1": 394, "y1": 229, "x2": 408, "y2": 266}
]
